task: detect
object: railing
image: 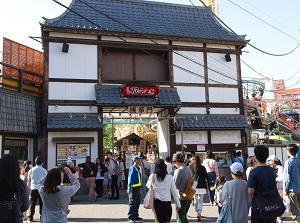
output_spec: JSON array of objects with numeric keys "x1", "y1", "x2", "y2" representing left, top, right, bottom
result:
[{"x1": 0, "y1": 62, "x2": 43, "y2": 97}]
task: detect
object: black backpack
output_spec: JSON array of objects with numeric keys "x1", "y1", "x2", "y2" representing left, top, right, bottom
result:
[
  {"x1": 255, "y1": 187, "x2": 285, "y2": 220},
  {"x1": 0, "y1": 198, "x2": 20, "y2": 223}
]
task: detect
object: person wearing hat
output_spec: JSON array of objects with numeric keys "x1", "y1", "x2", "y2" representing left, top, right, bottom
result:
[
  {"x1": 127, "y1": 155, "x2": 144, "y2": 223},
  {"x1": 172, "y1": 153, "x2": 192, "y2": 223},
  {"x1": 219, "y1": 162, "x2": 251, "y2": 223}
]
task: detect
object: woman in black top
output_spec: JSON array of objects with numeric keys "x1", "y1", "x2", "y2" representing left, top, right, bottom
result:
[
  {"x1": 95, "y1": 157, "x2": 107, "y2": 198},
  {"x1": 78, "y1": 156, "x2": 97, "y2": 202},
  {"x1": 0, "y1": 154, "x2": 29, "y2": 223},
  {"x1": 189, "y1": 155, "x2": 212, "y2": 222}
]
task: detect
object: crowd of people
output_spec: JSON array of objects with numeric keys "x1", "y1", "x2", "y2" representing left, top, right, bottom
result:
[{"x1": 0, "y1": 143, "x2": 299, "y2": 223}]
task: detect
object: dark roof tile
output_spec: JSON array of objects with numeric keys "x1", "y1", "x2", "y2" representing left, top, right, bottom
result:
[
  {"x1": 43, "y1": 0, "x2": 243, "y2": 42},
  {"x1": 176, "y1": 115, "x2": 248, "y2": 130}
]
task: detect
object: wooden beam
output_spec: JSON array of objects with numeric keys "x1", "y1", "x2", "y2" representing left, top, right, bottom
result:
[
  {"x1": 98, "y1": 35, "x2": 102, "y2": 85},
  {"x1": 203, "y1": 44, "x2": 209, "y2": 114}
]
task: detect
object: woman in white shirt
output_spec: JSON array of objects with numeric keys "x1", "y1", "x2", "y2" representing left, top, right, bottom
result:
[
  {"x1": 146, "y1": 159, "x2": 181, "y2": 223},
  {"x1": 164, "y1": 156, "x2": 173, "y2": 175}
]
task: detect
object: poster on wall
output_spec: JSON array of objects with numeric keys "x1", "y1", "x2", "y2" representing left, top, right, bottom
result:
[{"x1": 56, "y1": 144, "x2": 90, "y2": 166}]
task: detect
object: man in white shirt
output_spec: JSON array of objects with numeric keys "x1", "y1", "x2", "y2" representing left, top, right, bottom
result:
[
  {"x1": 106, "y1": 151, "x2": 119, "y2": 200},
  {"x1": 27, "y1": 156, "x2": 47, "y2": 222}
]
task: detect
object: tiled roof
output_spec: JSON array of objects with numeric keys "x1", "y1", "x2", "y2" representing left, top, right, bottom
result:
[
  {"x1": 0, "y1": 89, "x2": 41, "y2": 134},
  {"x1": 175, "y1": 115, "x2": 249, "y2": 130},
  {"x1": 47, "y1": 113, "x2": 102, "y2": 129},
  {"x1": 95, "y1": 85, "x2": 181, "y2": 106},
  {"x1": 42, "y1": 0, "x2": 243, "y2": 42}
]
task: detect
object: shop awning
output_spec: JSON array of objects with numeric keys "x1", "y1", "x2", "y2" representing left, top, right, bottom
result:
[
  {"x1": 95, "y1": 85, "x2": 181, "y2": 107},
  {"x1": 174, "y1": 115, "x2": 249, "y2": 130},
  {"x1": 47, "y1": 113, "x2": 102, "y2": 129}
]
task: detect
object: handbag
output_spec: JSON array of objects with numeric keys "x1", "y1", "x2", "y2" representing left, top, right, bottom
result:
[
  {"x1": 256, "y1": 186, "x2": 285, "y2": 219},
  {"x1": 182, "y1": 177, "x2": 196, "y2": 200},
  {"x1": 0, "y1": 196, "x2": 20, "y2": 223},
  {"x1": 144, "y1": 174, "x2": 154, "y2": 209},
  {"x1": 216, "y1": 182, "x2": 233, "y2": 223}
]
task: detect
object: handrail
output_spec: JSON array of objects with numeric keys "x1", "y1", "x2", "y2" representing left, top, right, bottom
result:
[{"x1": 0, "y1": 62, "x2": 43, "y2": 78}]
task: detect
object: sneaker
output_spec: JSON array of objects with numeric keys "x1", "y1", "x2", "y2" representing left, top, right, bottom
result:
[
  {"x1": 197, "y1": 215, "x2": 202, "y2": 222},
  {"x1": 133, "y1": 217, "x2": 143, "y2": 220},
  {"x1": 27, "y1": 218, "x2": 33, "y2": 222},
  {"x1": 128, "y1": 219, "x2": 136, "y2": 223},
  {"x1": 276, "y1": 217, "x2": 282, "y2": 223}
]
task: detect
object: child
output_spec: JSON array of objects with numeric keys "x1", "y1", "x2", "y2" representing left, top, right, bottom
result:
[
  {"x1": 211, "y1": 175, "x2": 226, "y2": 214},
  {"x1": 102, "y1": 172, "x2": 109, "y2": 196}
]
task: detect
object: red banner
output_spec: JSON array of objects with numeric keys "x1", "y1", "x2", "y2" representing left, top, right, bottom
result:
[{"x1": 121, "y1": 86, "x2": 159, "y2": 97}]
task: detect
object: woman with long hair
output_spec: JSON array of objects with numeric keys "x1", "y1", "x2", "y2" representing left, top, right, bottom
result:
[
  {"x1": 0, "y1": 154, "x2": 29, "y2": 223},
  {"x1": 38, "y1": 167, "x2": 80, "y2": 223},
  {"x1": 117, "y1": 156, "x2": 125, "y2": 190},
  {"x1": 146, "y1": 158, "x2": 181, "y2": 223},
  {"x1": 95, "y1": 157, "x2": 107, "y2": 198},
  {"x1": 202, "y1": 150, "x2": 219, "y2": 206},
  {"x1": 190, "y1": 155, "x2": 212, "y2": 221}
]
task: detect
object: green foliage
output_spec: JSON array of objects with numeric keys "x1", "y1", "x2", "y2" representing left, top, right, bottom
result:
[{"x1": 103, "y1": 124, "x2": 113, "y2": 153}]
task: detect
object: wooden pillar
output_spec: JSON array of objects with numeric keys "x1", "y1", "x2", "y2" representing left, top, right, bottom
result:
[
  {"x1": 169, "y1": 40, "x2": 174, "y2": 87},
  {"x1": 97, "y1": 36, "x2": 102, "y2": 85},
  {"x1": 169, "y1": 108, "x2": 176, "y2": 156},
  {"x1": 98, "y1": 107, "x2": 104, "y2": 159},
  {"x1": 42, "y1": 31, "x2": 49, "y2": 169},
  {"x1": 203, "y1": 44, "x2": 209, "y2": 114}
]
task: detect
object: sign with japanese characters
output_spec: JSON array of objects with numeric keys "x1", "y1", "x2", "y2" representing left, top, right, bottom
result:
[
  {"x1": 121, "y1": 85, "x2": 159, "y2": 97},
  {"x1": 128, "y1": 106, "x2": 154, "y2": 114}
]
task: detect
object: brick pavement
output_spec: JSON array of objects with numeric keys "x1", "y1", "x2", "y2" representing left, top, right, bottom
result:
[{"x1": 30, "y1": 190, "x2": 297, "y2": 223}]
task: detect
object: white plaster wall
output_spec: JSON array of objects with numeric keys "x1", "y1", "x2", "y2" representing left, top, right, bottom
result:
[
  {"x1": 172, "y1": 41, "x2": 203, "y2": 47},
  {"x1": 176, "y1": 131, "x2": 208, "y2": 144},
  {"x1": 157, "y1": 119, "x2": 170, "y2": 159},
  {"x1": 49, "y1": 43, "x2": 97, "y2": 80},
  {"x1": 177, "y1": 107, "x2": 206, "y2": 114},
  {"x1": 48, "y1": 82, "x2": 96, "y2": 100},
  {"x1": 209, "y1": 107, "x2": 240, "y2": 114},
  {"x1": 173, "y1": 51, "x2": 205, "y2": 84},
  {"x1": 207, "y1": 53, "x2": 237, "y2": 85},
  {"x1": 211, "y1": 130, "x2": 241, "y2": 144},
  {"x1": 206, "y1": 44, "x2": 235, "y2": 50},
  {"x1": 48, "y1": 132, "x2": 98, "y2": 169},
  {"x1": 48, "y1": 106, "x2": 98, "y2": 113},
  {"x1": 101, "y1": 36, "x2": 168, "y2": 45},
  {"x1": 176, "y1": 86, "x2": 205, "y2": 102},
  {"x1": 209, "y1": 87, "x2": 239, "y2": 103},
  {"x1": 49, "y1": 32, "x2": 97, "y2": 40}
]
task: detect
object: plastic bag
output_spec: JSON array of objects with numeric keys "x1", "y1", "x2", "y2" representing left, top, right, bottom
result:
[{"x1": 283, "y1": 195, "x2": 290, "y2": 213}]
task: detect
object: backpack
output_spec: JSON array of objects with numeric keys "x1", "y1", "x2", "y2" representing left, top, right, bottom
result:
[
  {"x1": 0, "y1": 199, "x2": 20, "y2": 223},
  {"x1": 255, "y1": 187, "x2": 285, "y2": 220},
  {"x1": 112, "y1": 159, "x2": 122, "y2": 176}
]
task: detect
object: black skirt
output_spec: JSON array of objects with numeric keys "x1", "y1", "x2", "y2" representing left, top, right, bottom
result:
[{"x1": 154, "y1": 199, "x2": 172, "y2": 223}]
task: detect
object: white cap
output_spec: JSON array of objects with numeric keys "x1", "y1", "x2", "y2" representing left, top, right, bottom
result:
[
  {"x1": 267, "y1": 155, "x2": 279, "y2": 162},
  {"x1": 230, "y1": 162, "x2": 243, "y2": 174}
]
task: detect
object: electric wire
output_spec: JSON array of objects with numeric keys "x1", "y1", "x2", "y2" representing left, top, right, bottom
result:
[
  {"x1": 198, "y1": 0, "x2": 300, "y2": 56},
  {"x1": 52, "y1": 0, "x2": 223, "y2": 84},
  {"x1": 226, "y1": 0, "x2": 300, "y2": 43}
]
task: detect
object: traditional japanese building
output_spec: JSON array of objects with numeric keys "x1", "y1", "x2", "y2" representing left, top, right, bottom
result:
[{"x1": 41, "y1": 0, "x2": 248, "y2": 168}]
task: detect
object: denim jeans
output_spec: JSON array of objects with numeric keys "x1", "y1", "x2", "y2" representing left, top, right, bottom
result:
[
  {"x1": 111, "y1": 174, "x2": 119, "y2": 198},
  {"x1": 176, "y1": 199, "x2": 191, "y2": 223},
  {"x1": 128, "y1": 187, "x2": 141, "y2": 220},
  {"x1": 207, "y1": 172, "x2": 216, "y2": 202}
]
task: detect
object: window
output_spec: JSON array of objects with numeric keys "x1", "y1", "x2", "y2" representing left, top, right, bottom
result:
[{"x1": 102, "y1": 48, "x2": 169, "y2": 82}]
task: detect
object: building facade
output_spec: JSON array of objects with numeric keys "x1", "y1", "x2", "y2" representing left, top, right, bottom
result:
[{"x1": 41, "y1": 0, "x2": 248, "y2": 169}]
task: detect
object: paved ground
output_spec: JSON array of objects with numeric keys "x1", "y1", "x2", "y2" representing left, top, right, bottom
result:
[{"x1": 29, "y1": 190, "x2": 298, "y2": 223}]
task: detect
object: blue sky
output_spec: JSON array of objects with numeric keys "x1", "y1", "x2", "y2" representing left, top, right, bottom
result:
[{"x1": 1, "y1": 0, "x2": 300, "y2": 95}]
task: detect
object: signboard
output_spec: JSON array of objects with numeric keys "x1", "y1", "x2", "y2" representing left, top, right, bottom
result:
[
  {"x1": 56, "y1": 144, "x2": 90, "y2": 166},
  {"x1": 197, "y1": 144, "x2": 205, "y2": 151},
  {"x1": 125, "y1": 151, "x2": 133, "y2": 169},
  {"x1": 211, "y1": 130, "x2": 241, "y2": 144},
  {"x1": 140, "y1": 140, "x2": 146, "y2": 152},
  {"x1": 176, "y1": 131, "x2": 208, "y2": 144},
  {"x1": 128, "y1": 106, "x2": 154, "y2": 115},
  {"x1": 121, "y1": 85, "x2": 159, "y2": 97},
  {"x1": 122, "y1": 139, "x2": 129, "y2": 151}
]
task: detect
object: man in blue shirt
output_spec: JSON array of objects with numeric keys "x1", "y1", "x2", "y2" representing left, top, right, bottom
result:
[
  {"x1": 247, "y1": 145, "x2": 276, "y2": 223},
  {"x1": 233, "y1": 151, "x2": 245, "y2": 167},
  {"x1": 283, "y1": 144, "x2": 300, "y2": 220},
  {"x1": 127, "y1": 156, "x2": 143, "y2": 223}
]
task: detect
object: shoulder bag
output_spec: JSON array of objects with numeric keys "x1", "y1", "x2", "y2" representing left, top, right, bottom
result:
[
  {"x1": 182, "y1": 176, "x2": 196, "y2": 200},
  {"x1": 0, "y1": 196, "x2": 20, "y2": 223},
  {"x1": 216, "y1": 182, "x2": 233, "y2": 223},
  {"x1": 256, "y1": 186, "x2": 285, "y2": 219},
  {"x1": 144, "y1": 174, "x2": 155, "y2": 209}
]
